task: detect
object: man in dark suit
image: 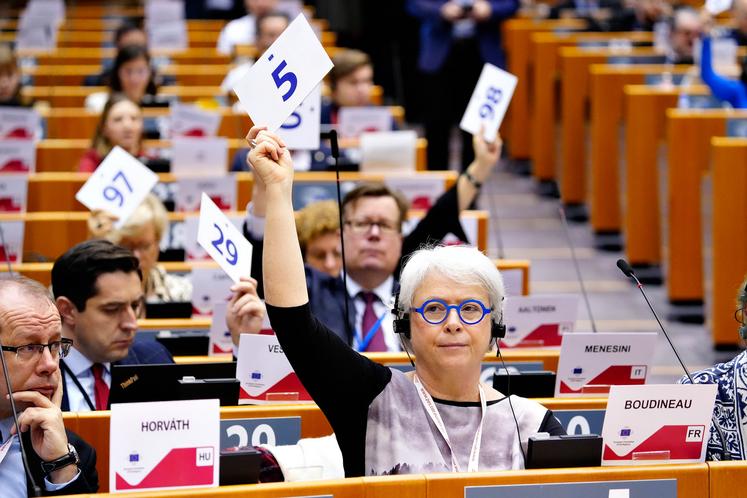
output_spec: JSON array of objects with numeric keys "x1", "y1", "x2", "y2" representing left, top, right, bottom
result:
[
  {"x1": 50, "y1": 240, "x2": 173, "y2": 412},
  {"x1": 0, "y1": 276, "x2": 98, "y2": 496}
]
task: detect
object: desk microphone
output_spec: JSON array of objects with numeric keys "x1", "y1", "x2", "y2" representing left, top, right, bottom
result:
[
  {"x1": 616, "y1": 258, "x2": 731, "y2": 461},
  {"x1": 0, "y1": 335, "x2": 42, "y2": 495},
  {"x1": 0, "y1": 223, "x2": 14, "y2": 275}
]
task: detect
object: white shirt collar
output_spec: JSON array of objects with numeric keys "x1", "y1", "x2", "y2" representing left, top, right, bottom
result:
[
  {"x1": 346, "y1": 275, "x2": 395, "y2": 306},
  {"x1": 65, "y1": 346, "x2": 110, "y2": 377}
]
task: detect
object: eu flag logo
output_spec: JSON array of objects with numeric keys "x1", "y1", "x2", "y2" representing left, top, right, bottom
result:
[
  {"x1": 573, "y1": 367, "x2": 583, "y2": 375},
  {"x1": 251, "y1": 371, "x2": 262, "y2": 380},
  {"x1": 620, "y1": 428, "x2": 631, "y2": 437},
  {"x1": 129, "y1": 453, "x2": 139, "y2": 463}
]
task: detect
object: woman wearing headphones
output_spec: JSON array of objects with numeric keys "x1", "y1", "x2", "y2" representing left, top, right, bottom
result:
[
  {"x1": 681, "y1": 276, "x2": 747, "y2": 460},
  {"x1": 231, "y1": 125, "x2": 564, "y2": 477}
]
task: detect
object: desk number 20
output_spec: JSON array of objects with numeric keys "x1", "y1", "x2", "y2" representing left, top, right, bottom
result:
[
  {"x1": 479, "y1": 86, "x2": 503, "y2": 120},
  {"x1": 270, "y1": 54, "x2": 297, "y2": 102}
]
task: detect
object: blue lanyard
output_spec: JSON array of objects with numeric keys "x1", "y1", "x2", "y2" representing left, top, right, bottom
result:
[{"x1": 357, "y1": 313, "x2": 386, "y2": 352}]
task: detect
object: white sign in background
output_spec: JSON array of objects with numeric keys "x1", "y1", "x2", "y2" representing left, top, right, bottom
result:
[
  {"x1": 190, "y1": 267, "x2": 234, "y2": 316},
  {"x1": 197, "y1": 194, "x2": 253, "y2": 283},
  {"x1": 0, "y1": 140, "x2": 35, "y2": 173},
  {"x1": 555, "y1": 332, "x2": 658, "y2": 397},
  {"x1": 602, "y1": 384, "x2": 717, "y2": 465},
  {"x1": 110, "y1": 399, "x2": 219, "y2": 492},
  {"x1": 384, "y1": 175, "x2": 445, "y2": 211},
  {"x1": 276, "y1": 83, "x2": 322, "y2": 150},
  {"x1": 171, "y1": 137, "x2": 228, "y2": 178},
  {"x1": 75, "y1": 146, "x2": 159, "y2": 228},
  {"x1": 0, "y1": 107, "x2": 41, "y2": 139},
  {"x1": 460, "y1": 63, "x2": 518, "y2": 143},
  {"x1": 502, "y1": 294, "x2": 580, "y2": 348},
  {"x1": 338, "y1": 106, "x2": 392, "y2": 139},
  {"x1": 360, "y1": 130, "x2": 417, "y2": 173},
  {"x1": 232, "y1": 13, "x2": 333, "y2": 132},
  {"x1": 0, "y1": 174, "x2": 28, "y2": 212},
  {"x1": 175, "y1": 176, "x2": 236, "y2": 212},
  {"x1": 208, "y1": 301, "x2": 233, "y2": 355},
  {"x1": 0, "y1": 221, "x2": 24, "y2": 263},
  {"x1": 169, "y1": 102, "x2": 222, "y2": 138}
]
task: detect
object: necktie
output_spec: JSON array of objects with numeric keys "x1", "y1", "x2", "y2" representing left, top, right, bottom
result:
[
  {"x1": 91, "y1": 363, "x2": 109, "y2": 411},
  {"x1": 361, "y1": 292, "x2": 387, "y2": 352}
]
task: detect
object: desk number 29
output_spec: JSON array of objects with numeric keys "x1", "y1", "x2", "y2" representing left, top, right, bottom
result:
[
  {"x1": 270, "y1": 54, "x2": 297, "y2": 102},
  {"x1": 479, "y1": 86, "x2": 503, "y2": 120}
]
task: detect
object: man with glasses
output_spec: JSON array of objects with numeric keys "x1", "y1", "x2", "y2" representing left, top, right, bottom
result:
[
  {"x1": 242, "y1": 130, "x2": 501, "y2": 351},
  {"x1": 681, "y1": 275, "x2": 747, "y2": 460},
  {"x1": 0, "y1": 276, "x2": 98, "y2": 496},
  {"x1": 50, "y1": 240, "x2": 173, "y2": 412}
]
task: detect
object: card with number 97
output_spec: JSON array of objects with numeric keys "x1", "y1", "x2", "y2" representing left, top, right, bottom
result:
[
  {"x1": 197, "y1": 193, "x2": 253, "y2": 284},
  {"x1": 75, "y1": 146, "x2": 159, "y2": 228}
]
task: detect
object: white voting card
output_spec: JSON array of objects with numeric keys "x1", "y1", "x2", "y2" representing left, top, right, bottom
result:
[
  {"x1": 197, "y1": 193, "x2": 252, "y2": 284},
  {"x1": 460, "y1": 63, "x2": 517, "y2": 142},
  {"x1": 75, "y1": 146, "x2": 158, "y2": 228},
  {"x1": 183, "y1": 214, "x2": 242, "y2": 261},
  {"x1": 190, "y1": 267, "x2": 233, "y2": 316},
  {"x1": 276, "y1": 83, "x2": 321, "y2": 150},
  {"x1": 0, "y1": 221, "x2": 24, "y2": 263},
  {"x1": 555, "y1": 332, "x2": 657, "y2": 397},
  {"x1": 148, "y1": 21, "x2": 187, "y2": 51},
  {"x1": 175, "y1": 176, "x2": 236, "y2": 212},
  {"x1": 384, "y1": 175, "x2": 445, "y2": 211},
  {"x1": 0, "y1": 140, "x2": 35, "y2": 173},
  {"x1": 338, "y1": 106, "x2": 393, "y2": 139},
  {"x1": 110, "y1": 399, "x2": 219, "y2": 492},
  {"x1": 171, "y1": 137, "x2": 228, "y2": 177},
  {"x1": 208, "y1": 301, "x2": 233, "y2": 355},
  {"x1": 360, "y1": 130, "x2": 417, "y2": 173},
  {"x1": 0, "y1": 174, "x2": 28, "y2": 212},
  {"x1": 170, "y1": 102, "x2": 221, "y2": 138},
  {"x1": 501, "y1": 294, "x2": 579, "y2": 348},
  {"x1": 232, "y1": 13, "x2": 333, "y2": 131},
  {"x1": 0, "y1": 107, "x2": 41, "y2": 139},
  {"x1": 602, "y1": 384, "x2": 717, "y2": 465},
  {"x1": 236, "y1": 333, "x2": 312, "y2": 404}
]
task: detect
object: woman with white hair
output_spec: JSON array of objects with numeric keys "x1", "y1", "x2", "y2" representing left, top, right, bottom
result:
[{"x1": 233, "y1": 126, "x2": 564, "y2": 477}]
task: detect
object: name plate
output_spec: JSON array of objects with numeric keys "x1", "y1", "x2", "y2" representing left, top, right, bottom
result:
[
  {"x1": 190, "y1": 267, "x2": 233, "y2": 316},
  {"x1": 208, "y1": 301, "x2": 232, "y2": 355},
  {"x1": 466, "y1": 479, "x2": 676, "y2": 498},
  {"x1": 502, "y1": 295, "x2": 580, "y2": 348},
  {"x1": 0, "y1": 140, "x2": 35, "y2": 173},
  {"x1": 0, "y1": 175, "x2": 28, "y2": 212},
  {"x1": 0, "y1": 221, "x2": 24, "y2": 262},
  {"x1": 0, "y1": 107, "x2": 40, "y2": 139},
  {"x1": 555, "y1": 332, "x2": 657, "y2": 397},
  {"x1": 236, "y1": 333, "x2": 312, "y2": 404},
  {"x1": 110, "y1": 399, "x2": 219, "y2": 492},
  {"x1": 220, "y1": 416, "x2": 301, "y2": 448},
  {"x1": 338, "y1": 106, "x2": 392, "y2": 139},
  {"x1": 602, "y1": 384, "x2": 717, "y2": 465}
]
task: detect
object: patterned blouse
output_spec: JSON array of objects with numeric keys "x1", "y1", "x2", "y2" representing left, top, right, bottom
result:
[{"x1": 145, "y1": 265, "x2": 193, "y2": 303}]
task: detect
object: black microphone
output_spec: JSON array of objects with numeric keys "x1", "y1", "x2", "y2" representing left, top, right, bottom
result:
[
  {"x1": 616, "y1": 258, "x2": 731, "y2": 461},
  {"x1": 0, "y1": 223, "x2": 14, "y2": 276},
  {"x1": 0, "y1": 335, "x2": 42, "y2": 496},
  {"x1": 320, "y1": 130, "x2": 340, "y2": 159}
]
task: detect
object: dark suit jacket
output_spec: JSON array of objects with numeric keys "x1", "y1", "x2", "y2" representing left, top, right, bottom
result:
[
  {"x1": 245, "y1": 185, "x2": 468, "y2": 345},
  {"x1": 406, "y1": 0, "x2": 519, "y2": 73},
  {"x1": 60, "y1": 338, "x2": 174, "y2": 411},
  {"x1": 24, "y1": 429, "x2": 98, "y2": 496}
]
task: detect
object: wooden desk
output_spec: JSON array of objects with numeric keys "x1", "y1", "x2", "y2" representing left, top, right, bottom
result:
[
  {"x1": 501, "y1": 18, "x2": 586, "y2": 160},
  {"x1": 710, "y1": 137, "x2": 747, "y2": 347},
  {"x1": 709, "y1": 461, "x2": 747, "y2": 498},
  {"x1": 29, "y1": 48, "x2": 233, "y2": 66},
  {"x1": 665, "y1": 109, "x2": 747, "y2": 305}
]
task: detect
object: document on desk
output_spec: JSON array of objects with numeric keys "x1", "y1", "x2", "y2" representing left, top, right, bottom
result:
[
  {"x1": 555, "y1": 332, "x2": 657, "y2": 397},
  {"x1": 602, "y1": 384, "x2": 717, "y2": 465},
  {"x1": 110, "y1": 399, "x2": 219, "y2": 492}
]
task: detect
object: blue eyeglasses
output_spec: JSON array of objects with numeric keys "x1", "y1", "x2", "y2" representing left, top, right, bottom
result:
[{"x1": 412, "y1": 299, "x2": 492, "y2": 325}]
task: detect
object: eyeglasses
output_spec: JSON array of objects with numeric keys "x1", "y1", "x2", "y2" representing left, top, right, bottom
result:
[
  {"x1": 412, "y1": 299, "x2": 492, "y2": 325},
  {"x1": 344, "y1": 219, "x2": 399, "y2": 235},
  {"x1": 1, "y1": 338, "x2": 73, "y2": 362}
]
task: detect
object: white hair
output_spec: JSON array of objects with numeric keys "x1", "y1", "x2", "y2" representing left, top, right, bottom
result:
[{"x1": 397, "y1": 245, "x2": 505, "y2": 322}]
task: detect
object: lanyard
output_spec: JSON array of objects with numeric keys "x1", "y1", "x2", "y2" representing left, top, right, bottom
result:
[
  {"x1": 413, "y1": 375, "x2": 486, "y2": 473},
  {"x1": 356, "y1": 313, "x2": 386, "y2": 352},
  {"x1": 61, "y1": 360, "x2": 96, "y2": 411}
]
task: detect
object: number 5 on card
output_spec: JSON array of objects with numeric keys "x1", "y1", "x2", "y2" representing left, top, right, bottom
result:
[
  {"x1": 197, "y1": 193, "x2": 252, "y2": 283},
  {"x1": 75, "y1": 146, "x2": 159, "y2": 228}
]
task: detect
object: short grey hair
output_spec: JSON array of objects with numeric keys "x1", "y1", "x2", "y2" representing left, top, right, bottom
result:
[
  {"x1": 397, "y1": 245, "x2": 505, "y2": 322},
  {"x1": 0, "y1": 275, "x2": 53, "y2": 305}
]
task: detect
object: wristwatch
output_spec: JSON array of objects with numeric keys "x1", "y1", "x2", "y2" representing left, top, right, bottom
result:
[{"x1": 41, "y1": 443, "x2": 79, "y2": 477}]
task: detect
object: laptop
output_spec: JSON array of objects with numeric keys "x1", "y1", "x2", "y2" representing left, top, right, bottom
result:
[
  {"x1": 145, "y1": 301, "x2": 193, "y2": 319},
  {"x1": 493, "y1": 370, "x2": 556, "y2": 398},
  {"x1": 526, "y1": 434, "x2": 602, "y2": 469}
]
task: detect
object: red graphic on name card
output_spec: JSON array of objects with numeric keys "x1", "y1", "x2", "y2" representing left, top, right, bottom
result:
[
  {"x1": 560, "y1": 365, "x2": 647, "y2": 394},
  {"x1": 500, "y1": 324, "x2": 562, "y2": 348},
  {"x1": 182, "y1": 129, "x2": 206, "y2": 137},
  {"x1": 0, "y1": 245, "x2": 19, "y2": 262},
  {"x1": 239, "y1": 372, "x2": 311, "y2": 403},
  {"x1": 603, "y1": 425, "x2": 705, "y2": 460},
  {"x1": 0, "y1": 158, "x2": 29, "y2": 172},
  {"x1": 209, "y1": 195, "x2": 231, "y2": 211},
  {"x1": 411, "y1": 196, "x2": 432, "y2": 210},
  {"x1": 115, "y1": 447, "x2": 214, "y2": 489},
  {"x1": 4, "y1": 128, "x2": 32, "y2": 139},
  {"x1": 0, "y1": 196, "x2": 22, "y2": 212}
]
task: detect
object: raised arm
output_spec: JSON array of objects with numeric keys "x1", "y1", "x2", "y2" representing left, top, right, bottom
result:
[
  {"x1": 457, "y1": 130, "x2": 502, "y2": 211},
  {"x1": 246, "y1": 127, "x2": 307, "y2": 307}
]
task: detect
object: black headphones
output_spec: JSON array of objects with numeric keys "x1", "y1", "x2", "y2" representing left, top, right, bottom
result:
[
  {"x1": 392, "y1": 292, "x2": 506, "y2": 340},
  {"x1": 738, "y1": 282, "x2": 747, "y2": 341}
]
